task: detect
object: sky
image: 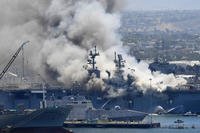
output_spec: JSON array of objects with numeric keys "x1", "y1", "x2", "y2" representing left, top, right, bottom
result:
[{"x1": 126, "y1": 0, "x2": 200, "y2": 11}]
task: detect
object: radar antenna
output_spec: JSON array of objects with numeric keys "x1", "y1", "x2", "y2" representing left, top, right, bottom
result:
[{"x1": 114, "y1": 51, "x2": 125, "y2": 70}]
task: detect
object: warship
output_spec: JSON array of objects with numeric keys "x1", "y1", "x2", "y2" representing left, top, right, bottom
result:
[
  {"x1": 0, "y1": 43, "x2": 200, "y2": 120},
  {"x1": 0, "y1": 42, "x2": 73, "y2": 133},
  {"x1": 46, "y1": 95, "x2": 147, "y2": 122},
  {"x1": 0, "y1": 106, "x2": 72, "y2": 129},
  {"x1": 83, "y1": 46, "x2": 200, "y2": 114}
]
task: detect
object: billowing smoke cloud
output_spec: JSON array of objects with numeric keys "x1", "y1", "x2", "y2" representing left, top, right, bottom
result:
[
  {"x1": 124, "y1": 55, "x2": 187, "y2": 92},
  {"x1": 103, "y1": 46, "x2": 187, "y2": 93},
  {"x1": 40, "y1": 0, "x2": 122, "y2": 86},
  {"x1": 0, "y1": 0, "x2": 186, "y2": 94},
  {"x1": 0, "y1": 0, "x2": 122, "y2": 86}
]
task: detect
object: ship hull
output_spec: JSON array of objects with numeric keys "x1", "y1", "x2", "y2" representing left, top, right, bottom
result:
[
  {"x1": 98, "y1": 90, "x2": 200, "y2": 114},
  {"x1": 0, "y1": 107, "x2": 72, "y2": 129},
  {"x1": 0, "y1": 127, "x2": 72, "y2": 133},
  {"x1": 0, "y1": 89, "x2": 200, "y2": 115},
  {"x1": 86, "y1": 109, "x2": 147, "y2": 121}
]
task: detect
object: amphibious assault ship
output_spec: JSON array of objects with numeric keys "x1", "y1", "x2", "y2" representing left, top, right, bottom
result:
[{"x1": 1, "y1": 43, "x2": 200, "y2": 118}]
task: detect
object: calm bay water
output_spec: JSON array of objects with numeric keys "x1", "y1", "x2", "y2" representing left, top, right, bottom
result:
[
  {"x1": 72, "y1": 128, "x2": 200, "y2": 133},
  {"x1": 70, "y1": 115, "x2": 200, "y2": 133}
]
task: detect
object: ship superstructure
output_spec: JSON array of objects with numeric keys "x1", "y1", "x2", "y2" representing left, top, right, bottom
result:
[{"x1": 104, "y1": 52, "x2": 133, "y2": 89}]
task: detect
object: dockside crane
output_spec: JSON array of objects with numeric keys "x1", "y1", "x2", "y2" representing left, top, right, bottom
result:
[{"x1": 0, "y1": 41, "x2": 29, "y2": 80}]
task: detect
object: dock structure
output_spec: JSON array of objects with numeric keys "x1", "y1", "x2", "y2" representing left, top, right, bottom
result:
[
  {"x1": 63, "y1": 121, "x2": 160, "y2": 128},
  {"x1": 0, "y1": 127, "x2": 73, "y2": 133}
]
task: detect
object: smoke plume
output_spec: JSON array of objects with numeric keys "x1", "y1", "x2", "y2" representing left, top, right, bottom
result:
[{"x1": 0, "y1": 0, "x2": 186, "y2": 94}]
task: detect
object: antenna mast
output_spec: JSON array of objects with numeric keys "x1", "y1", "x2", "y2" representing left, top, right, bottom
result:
[
  {"x1": 87, "y1": 46, "x2": 100, "y2": 78},
  {"x1": 88, "y1": 46, "x2": 99, "y2": 70}
]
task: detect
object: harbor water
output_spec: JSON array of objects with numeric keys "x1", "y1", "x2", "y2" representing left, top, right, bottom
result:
[{"x1": 70, "y1": 115, "x2": 200, "y2": 133}]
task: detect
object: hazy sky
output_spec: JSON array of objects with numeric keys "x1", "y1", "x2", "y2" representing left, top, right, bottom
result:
[{"x1": 126, "y1": 0, "x2": 200, "y2": 10}]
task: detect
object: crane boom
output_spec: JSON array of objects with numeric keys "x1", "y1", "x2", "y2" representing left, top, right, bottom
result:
[{"x1": 0, "y1": 41, "x2": 29, "y2": 80}]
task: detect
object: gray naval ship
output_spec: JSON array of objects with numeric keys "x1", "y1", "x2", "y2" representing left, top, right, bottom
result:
[
  {"x1": 0, "y1": 106, "x2": 72, "y2": 129},
  {"x1": 46, "y1": 95, "x2": 147, "y2": 122},
  {"x1": 1, "y1": 42, "x2": 200, "y2": 123},
  {"x1": 0, "y1": 42, "x2": 73, "y2": 132},
  {"x1": 84, "y1": 46, "x2": 200, "y2": 114}
]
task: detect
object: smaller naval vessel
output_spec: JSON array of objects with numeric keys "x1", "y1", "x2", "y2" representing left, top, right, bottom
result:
[
  {"x1": 0, "y1": 84, "x2": 72, "y2": 132},
  {"x1": 0, "y1": 42, "x2": 73, "y2": 132},
  {"x1": 0, "y1": 107, "x2": 72, "y2": 129},
  {"x1": 46, "y1": 95, "x2": 147, "y2": 122}
]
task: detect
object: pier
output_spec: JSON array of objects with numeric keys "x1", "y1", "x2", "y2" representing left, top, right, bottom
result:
[
  {"x1": 0, "y1": 127, "x2": 73, "y2": 133},
  {"x1": 63, "y1": 121, "x2": 160, "y2": 128}
]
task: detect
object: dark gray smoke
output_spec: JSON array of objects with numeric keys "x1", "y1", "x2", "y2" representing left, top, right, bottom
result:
[
  {"x1": 0, "y1": 0, "x2": 186, "y2": 94},
  {"x1": 0, "y1": 0, "x2": 122, "y2": 86},
  {"x1": 99, "y1": 0, "x2": 125, "y2": 13}
]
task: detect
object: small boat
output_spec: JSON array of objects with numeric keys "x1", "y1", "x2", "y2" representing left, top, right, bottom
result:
[
  {"x1": 173, "y1": 119, "x2": 184, "y2": 129},
  {"x1": 174, "y1": 119, "x2": 184, "y2": 124},
  {"x1": 183, "y1": 111, "x2": 198, "y2": 116}
]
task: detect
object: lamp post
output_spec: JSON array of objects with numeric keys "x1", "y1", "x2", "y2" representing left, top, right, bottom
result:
[{"x1": 149, "y1": 78, "x2": 152, "y2": 124}]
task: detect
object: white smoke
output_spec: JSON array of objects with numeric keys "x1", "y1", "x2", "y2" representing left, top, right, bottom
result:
[
  {"x1": 40, "y1": 0, "x2": 122, "y2": 86},
  {"x1": 0, "y1": 0, "x2": 186, "y2": 93},
  {"x1": 125, "y1": 56, "x2": 187, "y2": 92},
  {"x1": 0, "y1": 0, "x2": 122, "y2": 86},
  {"x1": 103, "y1": 45, "x2": 187, "y2": 93}
]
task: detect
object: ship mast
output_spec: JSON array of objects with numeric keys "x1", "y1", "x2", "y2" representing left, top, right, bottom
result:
[
  {"x1": 114, "y1": 51, "x2": 125, "y2": 74},
  {"x1": 87, "y1": 46, "x2": 100, "y2": 78},
  {"x1": 88, "y1": 46, "x2": 99, "y2": 70}
]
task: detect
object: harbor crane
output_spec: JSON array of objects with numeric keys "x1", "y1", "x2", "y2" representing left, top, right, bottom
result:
[{"x1": 0, "y1": 41, "x2": 29, "y2": 80}]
